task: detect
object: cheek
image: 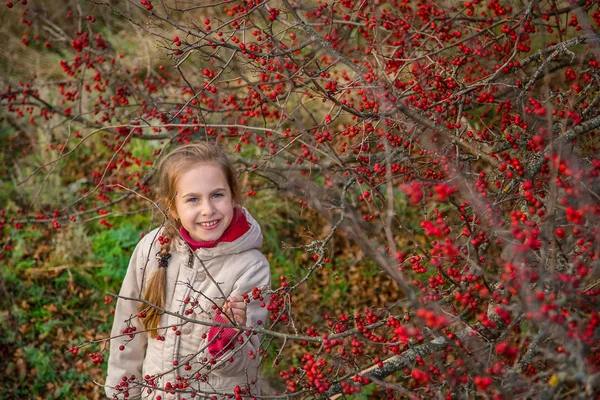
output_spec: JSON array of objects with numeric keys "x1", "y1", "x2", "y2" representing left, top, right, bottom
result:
[
  {"x1": 180, "y1": 206, "x2": 194, "y2": 218},
  {"x1": 175, "y1": 203, "x2": 193, "y2": 220}
]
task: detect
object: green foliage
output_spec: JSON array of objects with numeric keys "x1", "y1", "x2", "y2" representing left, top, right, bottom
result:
[
  {"x1": 129, "y1": 139, "x2": 161, "y2": 174},
  {"x1": 353, "y1": 382, "x2": 378, "y2": 399},
  {"x1": 322, "y1": 272, "x2": 349, "y2": 303},
  {"x1": 246, "y1": 193, "x2": 304, "y2": 279},
  {"x1": 91, "y1": 224, "x2": 144, "y2": 285},
  {"x1": 9, "y1": 228, "x2": 44, "y2": 265},
  {"x1": 24, "y1": 345, "x2": 55, "y2": 390},
  {"x1": 0, "y1": 215, "x2": 151, "y2": 399}
]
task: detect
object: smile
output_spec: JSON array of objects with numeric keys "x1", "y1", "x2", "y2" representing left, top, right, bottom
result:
[{"x1": 198, "y1": 220, "x2": 220, "y2": 228}]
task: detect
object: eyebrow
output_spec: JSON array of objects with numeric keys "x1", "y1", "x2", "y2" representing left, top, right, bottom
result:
[{"x1": 182, "y1": 188, "x2": 226, "y2": 197}]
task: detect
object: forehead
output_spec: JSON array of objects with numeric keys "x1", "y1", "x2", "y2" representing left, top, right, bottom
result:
[{"x1": 176, "y1": 163, "x2": 229, "y2": 192}]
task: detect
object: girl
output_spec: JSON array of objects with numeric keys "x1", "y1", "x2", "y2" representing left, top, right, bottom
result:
[{"x1": 105, "y1": 142, "x2": 271, "y2": 400}]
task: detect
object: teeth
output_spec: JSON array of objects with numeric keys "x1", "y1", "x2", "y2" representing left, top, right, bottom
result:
[{"x1": 199, "y1": 220, "x2": 218, "y2": 227}]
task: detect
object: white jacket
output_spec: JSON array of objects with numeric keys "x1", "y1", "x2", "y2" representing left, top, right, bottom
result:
[{"x1": 105, "y1": 208, "x2": 271, "y2": 399}]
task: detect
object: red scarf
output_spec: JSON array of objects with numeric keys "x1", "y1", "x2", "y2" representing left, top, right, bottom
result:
[{"x1": 179, "y1": 207, "x2": 250, "y2": 250}]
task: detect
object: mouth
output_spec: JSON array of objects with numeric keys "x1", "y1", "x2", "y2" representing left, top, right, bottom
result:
[{"x1": 197, "y1": 219, "x2": 221, "y2": 230}]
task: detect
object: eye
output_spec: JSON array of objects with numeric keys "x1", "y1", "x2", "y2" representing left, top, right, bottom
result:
[
  {"x1": 186, "y1": 197, "x2": 198, "y2": 203},
  {"x1": 212, "y1": 193, "x2": 224, "y2": 199}
]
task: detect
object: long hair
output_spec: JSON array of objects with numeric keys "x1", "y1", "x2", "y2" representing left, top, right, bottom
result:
[{"x1": 138, "y1": 142, "x2": 240, "y2": 337}]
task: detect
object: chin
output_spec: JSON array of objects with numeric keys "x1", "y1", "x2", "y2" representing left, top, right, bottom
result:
[{"x1": 193, "y1": 230, "x2": 222, "y2": 242}]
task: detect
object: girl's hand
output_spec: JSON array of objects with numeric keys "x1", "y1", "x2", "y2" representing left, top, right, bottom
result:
[{"x1": 224, "y1": 296, "x2": 247, "y2": 326}]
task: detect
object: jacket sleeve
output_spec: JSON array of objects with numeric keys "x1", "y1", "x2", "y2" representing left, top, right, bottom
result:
[
  {"x1": 105, "y1": 238, "x2": 151, "y2": 399},
  {"x1": 200, "y1": 258, "x2": 271, "y2": 378}
]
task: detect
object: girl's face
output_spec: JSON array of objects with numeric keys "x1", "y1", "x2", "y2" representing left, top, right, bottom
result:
[{"x1": 172, "y1": 162, "x2": 235, "y2": 242}]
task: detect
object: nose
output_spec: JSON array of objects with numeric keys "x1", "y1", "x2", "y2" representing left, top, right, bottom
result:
[{"x1": 200, "y1": 199, "x2": 215, "y2": 216}]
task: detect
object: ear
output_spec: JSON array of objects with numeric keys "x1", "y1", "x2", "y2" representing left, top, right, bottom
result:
[{"x1": 168, "y1": 201, "x2": 179, "y2": 221}]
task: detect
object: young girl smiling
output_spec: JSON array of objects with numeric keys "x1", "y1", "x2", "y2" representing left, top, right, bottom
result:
[{"x1": 105, "y1": 142, "x2": 271, "y2": 400}]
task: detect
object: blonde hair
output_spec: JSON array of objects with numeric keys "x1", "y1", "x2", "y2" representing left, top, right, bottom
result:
[{"x1": 139, "y1": 142, "x2": 240, "y2": 337}]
